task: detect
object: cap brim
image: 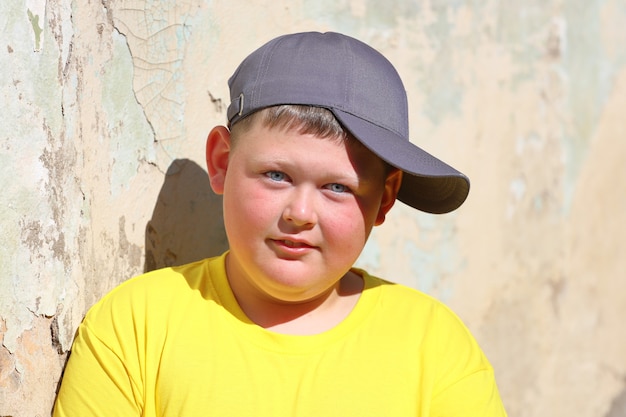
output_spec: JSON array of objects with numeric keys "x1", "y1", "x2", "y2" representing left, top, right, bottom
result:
[{"x1": 332, "y1": 109, "x2": 470, "y2": 214}]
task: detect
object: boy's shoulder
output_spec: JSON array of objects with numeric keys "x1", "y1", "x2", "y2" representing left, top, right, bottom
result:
[
  {"x1": 108, "y1": 257, "x2": 214, "y2": 294},
  {"x1": 359, "y1": 267, "x2": 445, "y2": 307},
  {"x1": 358, "y1": 268, "x2": 474, "y2": 336},
  {"x1": 87, "y1": 254, "x2": 226, "y2": 319}
]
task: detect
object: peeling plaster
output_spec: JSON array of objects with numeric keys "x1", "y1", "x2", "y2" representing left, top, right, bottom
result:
[
  {"x1": 27, "y1": 9, "x2": 44, "y2": 51},
  {"x1": 402, "y1": 215, "x2": 463, "y2": 302},
  {"x1": 101, "y1": 29, "x2": 156, "y2": 196},
  {"x1": 118, "y1": 216, "x2": 142, "y2": 270},
  {"x1": 110, "y1": 1, "x2": 198, "y2": 155},
  {"x1": 26, "y1": 0, "x2": 47, "y2": 52}
]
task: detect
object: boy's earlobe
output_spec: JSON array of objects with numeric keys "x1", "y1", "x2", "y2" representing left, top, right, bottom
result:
[
  {"x1": 375, "y1": 169, "x2": 403, "y2": 226},
  {"x1": 205, "y1": 126, "x2": 231, "y2": 195}
]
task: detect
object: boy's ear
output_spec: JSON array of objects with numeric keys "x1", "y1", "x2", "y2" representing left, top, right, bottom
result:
[
  {"x1": 205, "y1": 126, "x2": 231, "y2": 195},
  {"x1": 374, "y1": 169, "x2": 403, "y2": 226}
]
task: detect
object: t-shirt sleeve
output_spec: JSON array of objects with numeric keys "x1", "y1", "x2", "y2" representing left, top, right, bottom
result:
[
  {"x1": 430, "y1": 367, "x2": 507, "y2": 416},
  {"x1": 52, "y1": 276, "x2": 151, "y2": 417},
  {"x1": 428, "y1": 303, "x2": 508, "y2": 417},
  {"x1": 52, "y1": 264, "x2": 197, "y2": 417},
  {"x1": 52, "y1": 319, "x2": 143, "y2": 417}
]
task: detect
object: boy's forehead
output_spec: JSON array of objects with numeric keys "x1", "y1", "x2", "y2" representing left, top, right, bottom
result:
[
  {"x1": 233, "y1": 114, "x2": 352, "y2": 148},
  {"x1": 234, "y1": 121, "x2": 389, "y2": 175}
]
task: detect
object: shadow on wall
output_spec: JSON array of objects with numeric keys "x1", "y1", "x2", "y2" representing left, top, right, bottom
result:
[{"x1": 145, "y1": 158, "x2": 229, "y2": 272}]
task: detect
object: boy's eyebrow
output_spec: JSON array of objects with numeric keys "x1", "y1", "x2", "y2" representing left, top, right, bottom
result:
[{"x1": 252, "y1": 154, "x2": 371, "y2": 182}]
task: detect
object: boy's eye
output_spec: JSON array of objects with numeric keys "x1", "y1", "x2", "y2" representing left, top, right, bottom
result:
[
  {"x1": 265, "y1": 171, "x2": 286, "y2": 182},
  {"x1": 326, "y1": 183, "x2": 349, "y2": 193}
]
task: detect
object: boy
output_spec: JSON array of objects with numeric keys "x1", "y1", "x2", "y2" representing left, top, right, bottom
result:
[{"x1": 54, "y1": 31, "x2": 506, "y2": 416}]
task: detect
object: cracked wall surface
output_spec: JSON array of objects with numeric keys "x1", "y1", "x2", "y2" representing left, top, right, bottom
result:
[{"x1": 1, "y1": 0, "x2": 626, "y2": 416}]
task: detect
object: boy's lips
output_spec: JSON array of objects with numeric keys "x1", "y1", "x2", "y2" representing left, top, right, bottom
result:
[{"x1": 271, "y1": 238, "x2": 316, "y2": 250}]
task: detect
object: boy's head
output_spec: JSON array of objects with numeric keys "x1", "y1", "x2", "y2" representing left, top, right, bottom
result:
[
  {"x1": 206, "y1": 104, "x2": 402, "y2": 306},
  {"x1": 226, "y1": 31, "x2": 470, "y2": 214}
]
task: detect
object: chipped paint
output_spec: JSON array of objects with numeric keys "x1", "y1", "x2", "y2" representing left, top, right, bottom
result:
[
  {"x1": 25, "y1": 0, "x2": 47, "y2": 52},
  {"x1": 26, "y1": 9, "x2": 44, "y2": 51},
  {"x1": 100, "y1": 29, "x2": 156, "y2": 197}
]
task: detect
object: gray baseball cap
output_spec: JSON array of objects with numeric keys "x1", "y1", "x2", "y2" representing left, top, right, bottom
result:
[{"x1": 226, "y1": 31, "x2": 470, "y2": 214}]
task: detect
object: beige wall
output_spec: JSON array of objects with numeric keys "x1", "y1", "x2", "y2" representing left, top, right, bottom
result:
[{"x1": 1, "y1": 1, "x2": 625, "y2": 416}]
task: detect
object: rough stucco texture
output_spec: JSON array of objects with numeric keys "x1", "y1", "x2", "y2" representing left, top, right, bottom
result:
[{"x1": 1, "y1": 1, "x2": 625, "y2": 416}]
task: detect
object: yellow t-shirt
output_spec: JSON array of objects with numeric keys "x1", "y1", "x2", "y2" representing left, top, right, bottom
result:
[{"x1": 54, "y1": 252, "x2": 506, "y2": 416}]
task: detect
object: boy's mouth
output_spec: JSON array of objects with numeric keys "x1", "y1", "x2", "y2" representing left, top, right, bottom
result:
[{"x1": 276, "y1": 239, "x2": 314, "y2": 249}]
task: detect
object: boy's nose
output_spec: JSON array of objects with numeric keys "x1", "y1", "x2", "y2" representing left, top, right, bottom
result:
[{"x1": 282, "y1": 187, "x2": 317, "y2": 227}]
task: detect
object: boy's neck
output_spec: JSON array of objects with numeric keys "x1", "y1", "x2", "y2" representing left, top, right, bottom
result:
[{"x1": 228, "y1": 269, "x2": 364, "y2": 336}]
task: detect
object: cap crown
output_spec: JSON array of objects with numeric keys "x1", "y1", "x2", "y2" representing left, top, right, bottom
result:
[{"x1": 228, "y1": 32, "x2": 408, "y2": 142}]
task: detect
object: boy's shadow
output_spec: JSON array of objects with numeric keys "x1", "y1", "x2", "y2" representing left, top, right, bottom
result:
[{"x1": 145, "y1": 158, "x2": 229, "y2": 272}]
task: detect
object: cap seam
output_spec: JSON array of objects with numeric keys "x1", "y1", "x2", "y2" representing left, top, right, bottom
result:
[
  {"x1": 254, "y1": 36, "x2": 284, "y2": 111},
  {"x1": 332, "y1": 105, "x2": 406, "y2": 138},
  {"x1": 345, "y1": 37, "x2": 352, "y2": 107}
]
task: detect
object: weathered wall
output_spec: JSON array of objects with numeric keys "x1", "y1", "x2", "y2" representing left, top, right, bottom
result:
[{"x1": 1, "y1": 0, "x2": 625, "y2": 416}]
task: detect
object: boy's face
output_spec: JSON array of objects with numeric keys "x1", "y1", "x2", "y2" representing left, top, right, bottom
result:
[{"x1": 206, "y1": 121, "x2": 401, "y2": 306}]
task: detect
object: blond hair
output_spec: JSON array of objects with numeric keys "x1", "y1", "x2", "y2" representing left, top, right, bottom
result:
[{"x1": 230, "y1": 105, "x2": 349, "y2": 145}]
